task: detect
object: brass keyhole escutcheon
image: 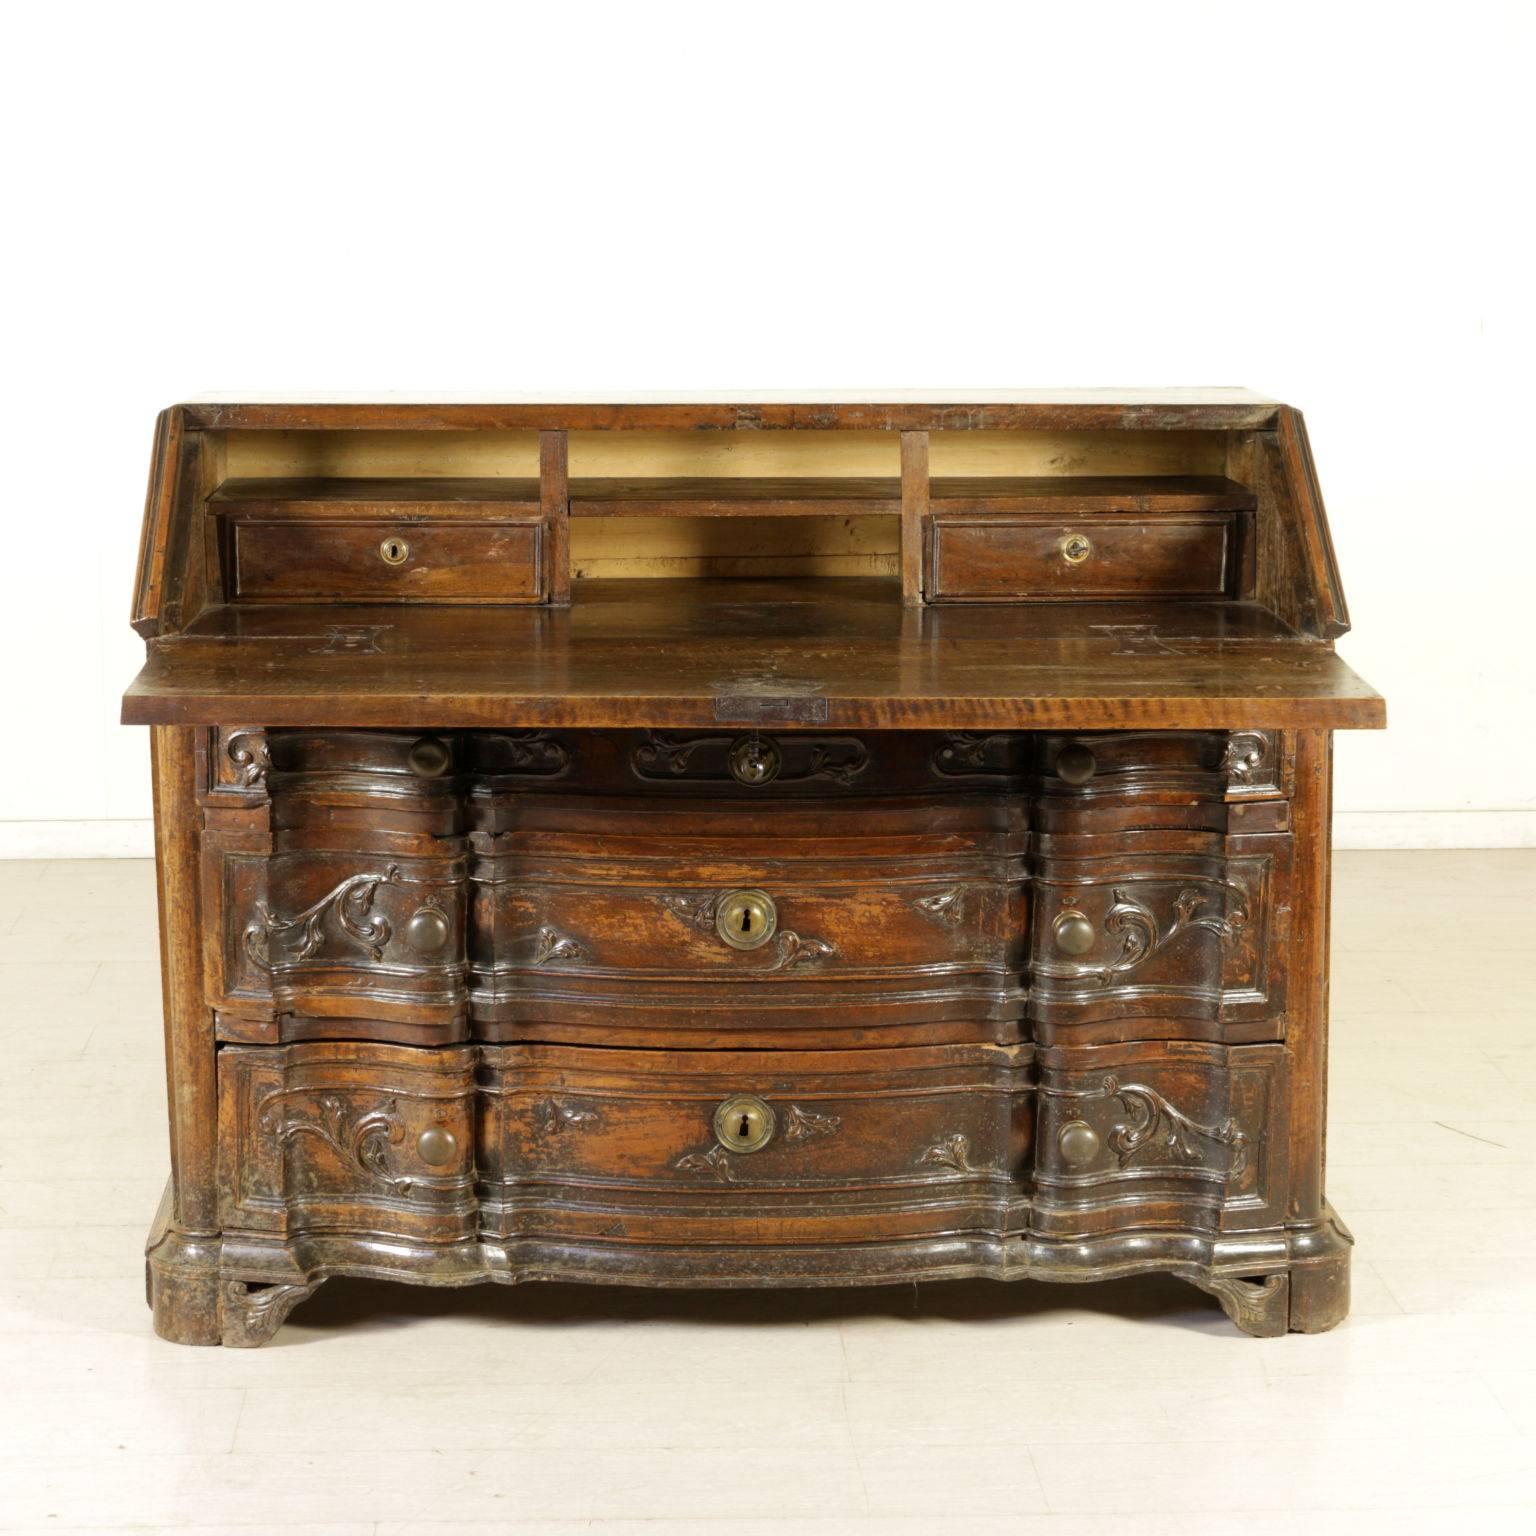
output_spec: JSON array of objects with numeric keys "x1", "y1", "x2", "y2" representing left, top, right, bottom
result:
[
  {"x1": 714, "y1": 1094, "x2": 776, "y2": 1153},
  {"x1": 379, "y1": 535, "x2": 411, "y2": 566},
  {"x1": 729, "y1": 734, "x2": 782, "y2": 787},
  {"x1": 715, "y1": 888, "x2": 777, "y2": 950},
  {"x1": 1060, "y1": 532, "x2": 1092, "y2": 565}
]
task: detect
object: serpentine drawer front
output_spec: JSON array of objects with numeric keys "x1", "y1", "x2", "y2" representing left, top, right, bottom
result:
[{"x1": 127, "y1": 394, "x2": 1382, "y2": 1346}]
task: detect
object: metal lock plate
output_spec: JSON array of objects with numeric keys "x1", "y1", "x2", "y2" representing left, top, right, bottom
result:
[
  {"x1": 1059, "y1": 532, "x2": 1093, "y2": 565},
  {"x1": 729, "y1": 734, "x2": 782, "y2": 786},
  {"x1": 714, "y1": 1094, "x2": 776, "y2": 1153},
  {"x1": 715, "y1": 888, "x2": 777, "y2": 950}
]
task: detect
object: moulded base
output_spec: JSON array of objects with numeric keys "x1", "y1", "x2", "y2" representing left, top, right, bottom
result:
[{"x1": 145, "y1": 1178, "x2": 1353, "y2": 1346}]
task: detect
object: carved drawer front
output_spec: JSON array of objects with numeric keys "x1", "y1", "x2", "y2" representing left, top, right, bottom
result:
[
  {"x1": 214, "y1": 730, "x2": 472, "y2": 1043},
  {"x1": 1033, "y1": 1040, "x2": 1286, "y2": 1239},
  {"x1": 265, "y1": 729, "x2": 469, "y2": 839},
  {"x1": 469, "y1": 793, "x2": 1028, "y2": 1046},
  {"x1": 478, "y1": 1043, "x2": 1034, "y2": 1247},
  {"x1": 492, "y1": 729, "x2": 1031, "y2": 797},
  {"x1": 1028, "y1": 731, "x2": 1292, "y2": 1045},
  {"x1": 462, "y1": 729, "x2": 1031, "y2": 799},
  {"x1": 217, "y1": 1042, "x2": 479, "y2": 1244},
  {"x1": 245, "y1": 852, "x2": 469, "y2": 1035}
]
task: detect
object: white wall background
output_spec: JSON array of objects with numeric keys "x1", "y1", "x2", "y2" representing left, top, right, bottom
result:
[{"x1": 2, "y1": 0, "x2": 1531, "y2": 855}]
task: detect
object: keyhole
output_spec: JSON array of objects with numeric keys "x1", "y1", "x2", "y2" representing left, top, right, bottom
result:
[
  {"x1": 379, "y1": 535, "x2": 410, "y2": 566},
  {"x1": 715, "y1": 889, "x2": 776, "y2": 951},
  {"x1": 738, "y1": 1113, "x2": 752, "y2": 1138}
]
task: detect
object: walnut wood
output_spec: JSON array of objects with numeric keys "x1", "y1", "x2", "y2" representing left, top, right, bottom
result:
[
  {"x1": 132, "y1": 409, "x2": 181, "y2": 637},
  {"x1": 210, "y1": 477, "x2": 544, "y2": 514},
  {"x1": 211, "y1": 472, "x2": 1254, "y2": 521},
  {"x1": 147, "y1": 726, "x2": 227, "y2": 1345},
  {"x1": 540, "y1": 431, "x2": 571, "y2": 605},
  {"x1": 900, "y1": 432, "x2": 929, "y2": 604},
  {"x1": 127, "y1": 395, "x2": 1377, "y2": 1344},
  {"x1": 230, "y1": 518, "x2": 543, "y2": 603},
  {"x1": 181, "y1": 391, "x2": 1285, "y2": 433},
  {"x1": 1276, "y1": 409, "x2": 1350, "y2": 640},
  {"x1": 121, "y1": 581, "x2": 1384, "y2": 730},
  {"x1": 927, "y1": 511, "x2": 1240, "y2": 602},
  {"x1": 151, "y1": 726, "x2": 217, "y2": 1234},
  {"x1": 571, "y1": 476, "x2": 900, "y2": 517},
  {"x1": 930, "y1": 475, "x2": 1255, "y2": 513}
]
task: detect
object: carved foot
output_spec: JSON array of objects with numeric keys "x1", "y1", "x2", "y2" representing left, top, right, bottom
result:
[
  {"x1": 219, "y1": 1278, "x2": 324, "y2": 1347},
  {"x1": 1189, "y1": 1272, "x2": 1291, "y2": 1337},
  {"x1": 1287, "y1": 1206, "x2": 1354, "y2": 1334},
  {"x1": 145, "y1": 1227, "x2": 223, "y2": 1346}
]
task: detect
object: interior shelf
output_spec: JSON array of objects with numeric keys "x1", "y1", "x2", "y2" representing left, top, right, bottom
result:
[
  {"x1": 210, "y1": 478, "x2": 542, "y2": 516},
  {"x1": 569, "y1": 478, "x2": 898, "y2": 516},
  {"x1": 210, "y1": 474, "x2": 1255, "y2": 519},
  {"x1": 927, "y1": 476, "x2": 1254, "y2": 512}
]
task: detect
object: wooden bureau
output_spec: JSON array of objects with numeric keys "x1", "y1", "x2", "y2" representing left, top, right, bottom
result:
[{"x1": 123, "y1": 392, "x2": 1383, "y2": 1345}]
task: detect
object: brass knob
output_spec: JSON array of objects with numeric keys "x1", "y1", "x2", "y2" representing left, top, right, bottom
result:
[
  {"x1": 1055, "y1": 744, "x2": 1097, "y2": 786},
  {"x1": 379, "y1": 535, "x2": 411, "y2": 566},
  {"x1": 729, "y1": 735, "x2": 782, "y2": 787},
  {"x1": 405, "y1": 906, "x2": 450, "y2": 954},
  {"x1": 408, "y1": 737, "x2": 451, "y2": 776},
  {"x1": 1053, "y1": 910, "x2": 1095, "y2": 956},
  {"x1": 714, "y1": 1094, "x2": 776, "y2": 1153},
  {"x1": 416, "y1": 1127, "x2": 458, "y2": 1166},
  {"x1": 715, "y1": 888, "x2": 777, "y2": 950},
  {"x1": 1058, "y1": 1120, "x2": 1101, "y2": 1166},
  {"x1": 1060, "y1": 532, "x2": 1093, "y2": 565}
]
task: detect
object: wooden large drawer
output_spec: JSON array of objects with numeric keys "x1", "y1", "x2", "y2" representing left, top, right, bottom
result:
[
  {"x1": 469, "y1": 793, "x2": 1029, "y2": 1044},
  {"x1": 214, "y1": 1038, "x2": 1282, "y2": 1261},
  {"x1": 204, "y1": 727, "x2": 1289, "y2": 1054},
  {"x1": 477, "y1": 1042, "x2": 1034, "y2": 1246},
  {"x1": 926, "y1": 511, "x2": 1239, "y2": 601},
  {"x1": 230, "y1": 518, "x2": 543, "y2": 602},
  {"x1": 214, "y1": 1040, "x2": 1032, "y2": 1253}
]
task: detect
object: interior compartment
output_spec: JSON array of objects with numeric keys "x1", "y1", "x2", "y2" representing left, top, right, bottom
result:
[{"x1": 205, "y1": 426, "x2": 1246, "y2": 591}]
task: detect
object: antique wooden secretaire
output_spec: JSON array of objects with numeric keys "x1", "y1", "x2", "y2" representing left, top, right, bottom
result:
[{"x1": 122, "y1": 392, "x2": 1384, "y2": 1345}]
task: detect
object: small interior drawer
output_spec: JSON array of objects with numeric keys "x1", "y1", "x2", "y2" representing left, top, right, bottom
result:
[
  {"x1": 229, "y1": 519, "x2": 543, "y2": 603},
  {"x1": 926, "y1": 511, "x2": 1240, "y2": 602}
]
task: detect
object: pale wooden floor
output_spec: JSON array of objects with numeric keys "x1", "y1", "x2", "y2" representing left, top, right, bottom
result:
[{"x1": 2, "y1": 851, "x2": 1534, "y2": 1534}]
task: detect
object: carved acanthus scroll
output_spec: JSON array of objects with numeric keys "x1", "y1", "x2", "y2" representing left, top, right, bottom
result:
[
  {"x1": 1035, "y1": 884, "x2": 1247, "y2": 986},
  {"x1": 914, "y1": 1133, "x2": 988, "y2": 1175},
  {"x1": 258, "y1": 1090, "x2": 413, "y2": 1192},
  {"x1": 243, "y1": 866, "x2": 402, "y2": 971},
  {"x1": 1047, "y1": 1074, "x2": 1248, "y2": 1175}
]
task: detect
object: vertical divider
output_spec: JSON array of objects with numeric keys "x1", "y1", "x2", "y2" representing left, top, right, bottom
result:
[
  {"x1": 900, "y1": 430, "x2": 930, "y2": 605},
  {"x1": 540, "y1": 429, "x2": 571, "y2": 605}
]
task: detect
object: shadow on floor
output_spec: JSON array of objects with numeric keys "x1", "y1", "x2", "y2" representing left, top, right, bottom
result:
[{"x1": 277, "y1": 1270, "x2": 1230, "y2": 1343}]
